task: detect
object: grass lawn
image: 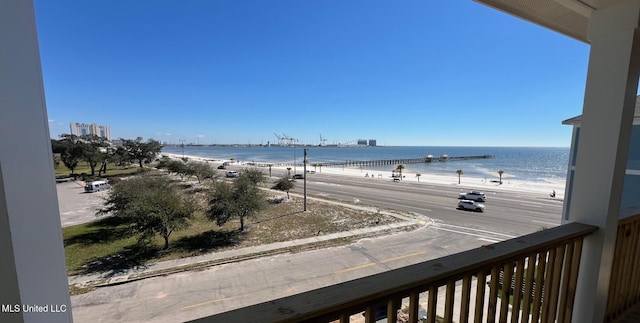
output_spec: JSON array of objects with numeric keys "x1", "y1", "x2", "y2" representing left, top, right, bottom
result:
[
  {"x1": 63, "y1": 185, "x2": 409, "y2": 276},
  {"x1": 54, "y1": 161, "x2": 143, "y2": 178}
]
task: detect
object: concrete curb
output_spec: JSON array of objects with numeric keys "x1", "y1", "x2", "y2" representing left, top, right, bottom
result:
[{"x1": 70, "y1": 220, "x2": 424, "y2": 289}]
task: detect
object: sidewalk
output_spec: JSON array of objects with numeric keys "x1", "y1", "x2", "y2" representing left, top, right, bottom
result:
[{"x1": 68, "y1": 193, "x2": 427, "y2": 288}]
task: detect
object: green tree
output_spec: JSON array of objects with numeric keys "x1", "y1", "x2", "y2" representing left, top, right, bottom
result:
[
  {"x1": 166, "y1": 159, "x2": 189, "y2": 180},
  {"x1": 98, "y1": 176, "x2": 196, "y2": 249},
  {"x1": 416, "y1": 173, "x2": 421, "y2": 182},
  {"x1": 456, "y1": 169, "x2": 463, "y2": 184},
  {"x1": 112, "y1": 146, "x2": 132, "y2": 168},
  {"x1": 272, "y1": 177, "x2": 295, "y2": 199},
  {"x1": 52, "y1": 154, "x2": 61, "y2": 168},
  {"x1": 286, "y1": 167, "x2": 292, "y2": 178},
  {"x1": 122, "y1": 138, "x2": 162, "y2": 168},
  {"x1": 267, "y1": 164, "x2": 273, "y2": 177},
  {"x1": 155, "y1": 156, "x2": 172, "y2": 170},
  {"x1": 81, "y1": 135, "x2": 110, "y2": 176},
  {"x1": 206, "y1": 174, "x2": 266, "y2": 231},
  {"x1": 498, "y1": 170, "x2": 504, "y2": 184},
  {"x1": 395, "y1": 164, "x2": 405, "y2": 180},
  {"x1": 58, "y1": 134, "x2": 84, "y2": 175},
  {"x1": 240, "y1": 168, "x2": 266, "y2": 185},
  {"x1": 51, "y1": 139, "x2": 66, "y2": 154},
  {"x1": 187, "y1": 161, "x2": 215, "y2": 183}
]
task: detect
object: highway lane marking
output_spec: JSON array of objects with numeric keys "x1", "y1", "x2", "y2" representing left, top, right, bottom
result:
[
  {"x1": 479, "y1": 238, "x2": 502, "y2": 243},
  {"x1": 336, "y1": 251, "x2": 427, "y2": 274},
  {"x1": 431, "y1": 225, "x2": 519, "y2": 242},
  {"x1": 181, "y1": 298, "x2": 227, "y2": 311},
  {"x1": 516, "y1": 200, "x2": 563, "y2": 208},
  {"x1": 434, "y1": 223, "x2": 517, "y2": 239},
  {"x1": 532, "y1": 220, "x2": 560, "y2": 226},
  {"x1": 432, "y1": 226, "x2": 507, "y2": 240}
]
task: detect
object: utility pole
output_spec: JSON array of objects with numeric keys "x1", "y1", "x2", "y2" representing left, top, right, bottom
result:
[
  {"x1": 304, "y1": 148, "x2": 307, "y2": 212},
  {"x1": 179, "y1": 139, "x2": 185, "y2": 158}
]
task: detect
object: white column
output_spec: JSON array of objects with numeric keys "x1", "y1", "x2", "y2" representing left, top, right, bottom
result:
[
  {"x1": 0, "y1": 1, "x2": 72, "y2": 322},
  {"x1": 569, "y1": 1, "x2": 640, "y2": 322}
]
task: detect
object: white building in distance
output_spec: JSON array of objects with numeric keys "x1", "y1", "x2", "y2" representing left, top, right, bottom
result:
[{"x1": 69, "y1": 122, "x2": 111, "y2": 140}]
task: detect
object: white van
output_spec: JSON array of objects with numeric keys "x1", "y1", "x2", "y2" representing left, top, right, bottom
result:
[{"x1": 84, "y1": 181, "x2": 111, "y2": 193}]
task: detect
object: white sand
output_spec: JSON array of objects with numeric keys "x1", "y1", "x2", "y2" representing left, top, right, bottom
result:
[{"x1": 162, "y1": 153, "x2": 566, "y2": 199}]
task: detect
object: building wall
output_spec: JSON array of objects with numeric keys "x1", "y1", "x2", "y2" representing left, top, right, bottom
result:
[
  {"x1": 69, "y1": 122, "x2": 111, "y2": 140},
  {"x1": 564, "y1": 122, "x2": 640, "y2": 221},
  {"x1": 1, "y1": 1, "x2": 73, "y2": 321}
]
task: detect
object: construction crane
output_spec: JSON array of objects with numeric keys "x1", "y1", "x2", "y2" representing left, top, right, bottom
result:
[
  {"x1": 319, "y1": 133, "x2": 327, "y2": 146},
  {"x1": 274, "y1": 133, "x2": 285, "y2": 146},
  {"x1": 282, "y1": 134, "x2": 296, "y2": 146}
]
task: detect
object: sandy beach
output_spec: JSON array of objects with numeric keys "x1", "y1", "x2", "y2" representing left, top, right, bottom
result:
[{"x1": 163, "y1": 153, "x2": 566, "y2": 199}]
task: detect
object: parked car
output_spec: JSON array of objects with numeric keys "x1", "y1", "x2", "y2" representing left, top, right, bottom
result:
[
  {"x1": 457, "y1": 200, "x2": 485, "y2": 212},
  {"x1": 292, "y1": 174, "x2": 304, "y2": 179},
  {"x1": 217, "y1": 165, "x2": 226, "y2": 169},
  {"x1": 226, "y1": 171, "x2": 239, "y2": 178},
  {"x1": 458, "y1": 190, "x2": 486, "y2": 202},
  {"x1": 84, "y1": 181, "x2": 111, "y2": 193}
]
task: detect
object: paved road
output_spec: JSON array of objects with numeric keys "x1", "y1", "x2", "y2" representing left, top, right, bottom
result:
[
  {"x1": 293, "y1": 172, "x2": 563, "y2": 238},
  {"x1": 57, "y1": 181, "x2": 109, "y2": 227},
  {"x1": 71, "y1": 225, "x2": 483, "y2": 323},
  {"x1": 70, "y1": 170, "x2": 564, "y2": 322}
]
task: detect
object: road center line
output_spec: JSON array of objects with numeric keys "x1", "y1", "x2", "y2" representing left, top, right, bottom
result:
[
  {"x1": 335, "y1": 251, "x2": 427, "y2": 274},
  {"x1": 380, "y1": 251, "x2": 426, "y2": 264},
  {"x1": 181, "y1": 298, "x2": 227, "y2": 311}
]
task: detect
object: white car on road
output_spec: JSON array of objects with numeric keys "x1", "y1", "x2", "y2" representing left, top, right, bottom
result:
[
  {"x1": 458, "y1": 191, "x2": 486, "y2": 202},
  {"x1": 457, "y1": 200, "x2": 485, "y2": 212}
]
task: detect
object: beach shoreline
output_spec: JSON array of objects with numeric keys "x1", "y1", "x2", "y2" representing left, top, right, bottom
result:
[{"x1": 162, "y1": 153, "x2": 566, "y2": 199}]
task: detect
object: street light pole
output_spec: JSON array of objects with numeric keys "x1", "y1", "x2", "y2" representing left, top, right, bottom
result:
[
  {"x1": 304, "y1": 148, "x2": 307, "y2": 211},
  {"x1": 179, "y1": 139, "x2": 185, "y2": 159},
  {"x1": 293, "y1": 140, "x2": 297, "y2": 175}
]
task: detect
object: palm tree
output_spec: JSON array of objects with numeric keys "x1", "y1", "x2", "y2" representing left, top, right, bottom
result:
[
  {"x1": 498, "y1": 170, "x2": 504, "y2": 184},
  {"x1": 267, "y1": 164, "x2": 273, "y2": 177},
  {"x1": 416, "y1": 173, "x2": 421, "y2": 182},
  {"x1": 396, "y1": 164, "x2": 405, "y2": 180},
  {"x1": 456, "y1": 169, "x2": 463, "y2": 184},
  {"x1": 286, "y1": 167, "x2": 292, "y2": 178}
]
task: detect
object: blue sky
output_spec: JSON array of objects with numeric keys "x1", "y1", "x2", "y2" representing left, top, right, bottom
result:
[{"x1": 35, "y1": 1, "x2": 589, "y2": 147}]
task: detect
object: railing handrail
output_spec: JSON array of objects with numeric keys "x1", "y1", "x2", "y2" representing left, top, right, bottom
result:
[
  {"x1": 191, "y1": 222, "x2": 597, "y2": 323},
  {"x1": 616, "y1": 211, "x2": 640, "y2": 225}
]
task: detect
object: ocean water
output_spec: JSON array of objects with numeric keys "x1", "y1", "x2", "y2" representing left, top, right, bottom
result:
[{"x1": 161, "y1": 146, "x2": 569, "y2": 183}]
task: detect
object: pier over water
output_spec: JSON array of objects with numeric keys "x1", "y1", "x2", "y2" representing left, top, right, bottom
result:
[{"x1": 269, "y1": 154, "x2": 495, "y2": 168}]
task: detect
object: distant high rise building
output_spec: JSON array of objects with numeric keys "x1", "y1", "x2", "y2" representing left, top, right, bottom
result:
[{"x1": 69, "y1": 122, "x2": 111, "y2": 140}]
